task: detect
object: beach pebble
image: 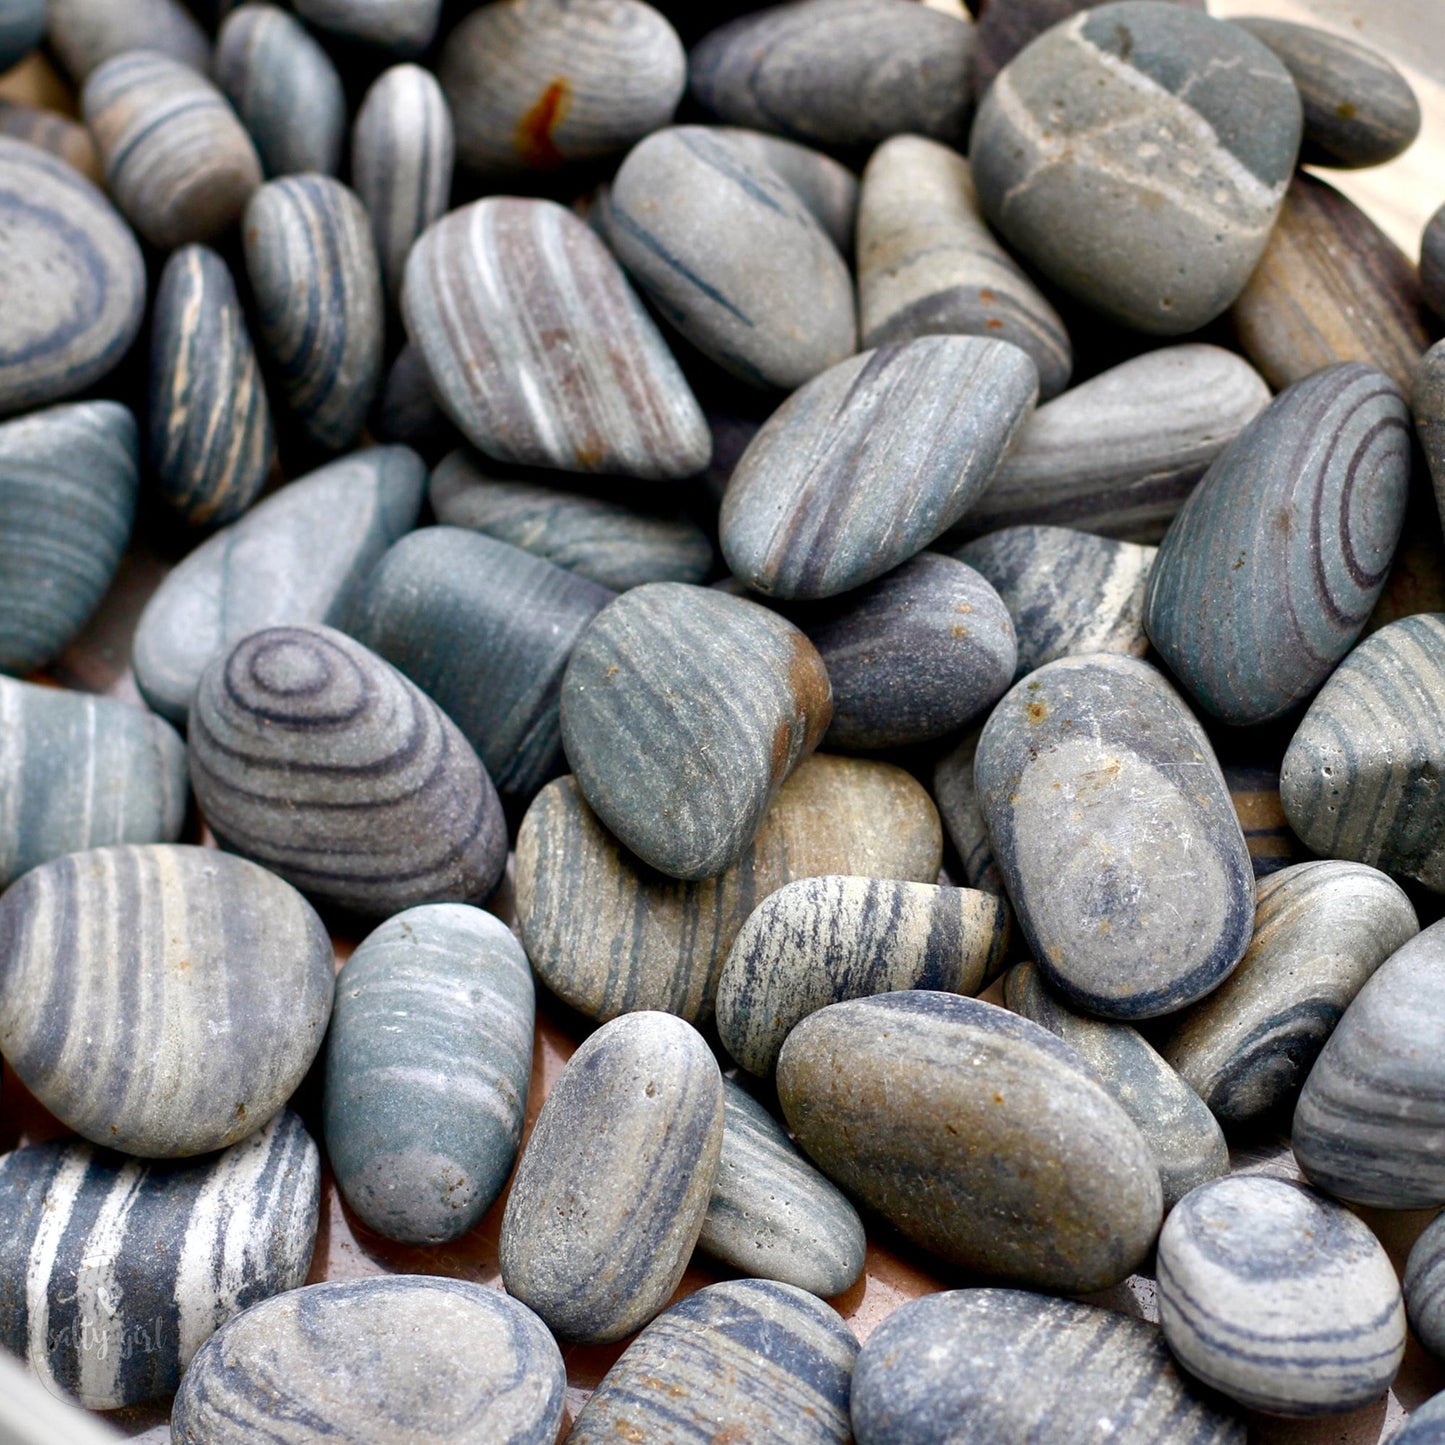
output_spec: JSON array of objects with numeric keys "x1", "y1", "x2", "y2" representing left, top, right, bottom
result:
[
  {"x1": 291, "y1": 0, "x2": 441, "y2": 55},
  {"x1": 500, "y1": 1011, "x2": 723, "y2": 1344},
  {"x1": 0, "y1": 843, "x2": 333, "y2": 1156},
  {"x1": 171, "y1": 1277, "x2": 565, "y2": 1444},
  {"x1": 716, "y1": 127, "x2": 858, "y2": 256},
  {"x1": 970, "y1": 3, "x2": 1301, "y2": 333},
  {"x1": 46, "y1": 0, "x2": 209, "y2": 82},
  {"x1": 0, "y1": 99, "x2": 99, "y2": 178},
  {"x1": 1424, "y1": 204, "x2": 1445, "y2": 319},
  {"x1": 933, "y1": 727, "x2": 1007, "y2": 895},
  {"x1": 0, "y1": 0, "x2": 42, "y2": 71},
  {"x1": 0, "y1": 1111, "x2": 319, "y2": 1410},
  {"x1": 1157, "y1": 1175, "x2": 1406, "y2": 1416}
]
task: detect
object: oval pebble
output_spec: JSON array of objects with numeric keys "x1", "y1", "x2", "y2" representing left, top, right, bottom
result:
[
  {"x1": 717, "y1": 127, "x2": 857, "y2": 256},
  {"x1": 0, "y1": 99, "x2": 99, "y2": 179},
  {"x1": 1406, "y1": 1213, "x2": 1445, "y2": 1361},
  {"x1": 47, "y1": 0, "x2": 210, "y2": 82},
  {"x1": 0, "y1": 0, "x2": 42, "y2": 72},
  {"x1": 291, "y1": 0, "x2": 441, "y2": 55},
  {"x1": 171, "y1": 1276, "x2": 565, "y2": 1444}
]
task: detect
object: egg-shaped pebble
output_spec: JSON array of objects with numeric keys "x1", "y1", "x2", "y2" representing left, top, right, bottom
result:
[
  {"x1": 171, "y1": 1276, "x2": 565, "y2": 1444},
  {"x1": 291, "y1": 0, "x2": 441, "y2": 55},
  {"x1": 0, "y1": 0, "x2": 42, "y2": 72},
  {"x1": 1406, "y1": 1213, "x2": 1445, "y2": 1361},
  {"x1": 0, "y1": 100, "x2": 99, "y2": 178},
  {"x1": 47, "y1": 0, "x2": 209, "y2": 82},
  {"x1": 716, "y1": 127, "x2": 858, "y2": 256}
]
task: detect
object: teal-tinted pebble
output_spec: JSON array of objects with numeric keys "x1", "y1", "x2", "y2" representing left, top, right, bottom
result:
[
  {"x1": 1406, "y1": 1212, "x2": 1445, "y2": 1361},
  {"x1": 0, "y1": 0, "x2": 43, "y2": 72},
  {"x1": 47, "y1": 0, "x2": 210, "y2": 82}
]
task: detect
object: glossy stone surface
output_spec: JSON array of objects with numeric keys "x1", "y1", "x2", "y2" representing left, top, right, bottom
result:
[
  {"x1": 292, "y1": 0, "x2": 441, "y2": 55},
  {"x1": 717, "y1": 127, "x2": 858, "y2": 257},
  {"x1": 0, "y1": 844, "x2": 333, "y2": 1156},
  {"x1": 1407, "y1": 1214, "x2": 1445, "y2": 1361},
  {"x1": 47, "y1": 0, "x2": 210, "y2": 82}
]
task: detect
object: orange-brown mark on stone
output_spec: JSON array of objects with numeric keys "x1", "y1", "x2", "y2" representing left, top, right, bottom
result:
[
  {"x1": 978, "y1": 289, "x2": 996, "y2": 302},
  {"x1": 1335, "y1": 101, "x2": 1358, "y2": 121},
  {"x1": 1026, "y1": 701, "x2": 1048, "y2": 724},
  {"x1": 986, "y1": 318, "x2": 1004, "y2": 329},
  {"x1": 517, "y1": 77, "x2": 571, "y2": 170},
  {"x1": 573, "y1": 435, "x2": 606, "y2": 471},
  {"x1": 176, "y1": 957, "x2": 190, "y2": 970},
  {"x1": 612, "y1": 1421, "x2": 645, "y2": 1443},
  {"x1": 952, "y1": 624, "x2": 970, "y2": 637}
]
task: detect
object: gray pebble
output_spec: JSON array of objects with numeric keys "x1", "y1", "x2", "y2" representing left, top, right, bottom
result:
[
  {"x1": 1394, "y1": 1393, "x2": 1445, "y2": 1444},
  {"x1": 1406, "y1": 1213, "x2": 1445, "y2": 1361},
  {"x1": 47, "y1": 0, "x2": 209, "y2": 82},
  {"x1": 1424, "y1": 205, "x2": 1445, "y2": 320},
  {"x1": 0, "y1": 0, "x2": 41, "y2": 71},
  {"x1": 1224, "y1": 761, "x2": 1311, "y2": 880},
  {"x1": 1416, "y1": 341, "x2": 1445, "y2": 530},
  {"x1": 932, "y1": 726, "x2": 1007, "y2": 895},
  {"x1": 291, "y1": 0, "x2": 440, "y2": 55},
  {"x1": 716, "y1": 127, "x2": 858, "y2": 256}
]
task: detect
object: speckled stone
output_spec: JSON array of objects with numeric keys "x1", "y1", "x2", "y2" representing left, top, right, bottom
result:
[
  {"x1": 189, "y1": 624, "x2": 507, "y2": 918},
  {"x1": 717, "y1": 876, "x2": 1006, "y2": 1076},
  {"x1": 132, "y1": 446, "x2": 425, "y2": 726},
  {"x1": 0, "y1": 843, "x2": 333, "y2": 1156},
  {"x1": 47, "y1": 0, "x2": 210, "y2": 82},
  {"x1": 857, "y1": 133, "x2": 1069, "y2": 399},
  {"x1": 171, "y1": 1277, "x2": 565, "y2": 1444},
  {"x1": 0, "y1": 0, "x2": 42, "y2": 71},
  {"x1": 1394, "y1": 1393, "x2": 1445, "y2": 1444},
  {"x1": 976, "y1": 653, "x2": 1254, "y2": 1019},
  {"x1": 932, "y1": 726, "x2": 1007, "y2": 896},
  {"x1": 500, "y1": 1011, "x2": 723, "y2": 1343},
  {"x1": 0, "y1": 1111, "x2": 319, "y2": 1410},
  {"x1": 964, "y1": 345, "x2": 1272, "y2": 541},
  {"x1": 291, "y1": 0, "x2": 441, "y2": 55},
  {"x1": 0, "y1": 400, "x2": 136, "y2": 676},
  {"x1": 514, "y1": 754, "x2": 943, "y2": 1024},
  {"x1": 1406, "y1": 1213, "x2": 1445, "y2": 1360},
  {"x1": 852, "y1": 1288, "x2": 1244, "y2": 1445},
  {"x1": 0, "y1": 100, "x2": 99, "y2": 178},
  {"x1": 0, "y1": 138, "x2": 144, "y2": 416},
  {"x1": 570, "y1": 1279, "x2": 857, "y2": 1444},
  {"x1": 1162, "y1": 861, "x2": 1418, "y2": 1128},
  {"x1": 149, "y1": 245, "x2": 274, "y2": 527},
  {"x1": 716, "y1": 128, "x2": 858, "y2": 257},
  {"x1": 1416, "y1": 342, "x2": 1445, "y2": 533},
  {"x1": 970, "y1": 3, "x2": 1301, "y2": 334},
  {"x1": 323, "y1": 905, "x2": 533, "y2": 1245},
  {"x1": 690, "y1": 0, "x2": 976, "y2": 149},
  {"x1": 1424, "y1": 205, "x2": 1445, "y2": 320},
  {"x1": 403, "y1": 197, "x2": 710, "y2": 478},
  {"x1": 1293, "y1": 919, "x2": 1445, "y2": 1208},
  {"x1": 215, "y1": 4, "x2": 347, "y2": 178},
  {"x1": 1158, "y1": 1175, "x2": 1405, "y2": 1416},
  {"x1": 721, "y1": 337, "x2": 1038, "y2": 600}
]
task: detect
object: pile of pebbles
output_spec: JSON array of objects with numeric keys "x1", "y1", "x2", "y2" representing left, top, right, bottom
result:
[{"x1": 0, "y1": 0, "x2": 1442, "y2": 1440}]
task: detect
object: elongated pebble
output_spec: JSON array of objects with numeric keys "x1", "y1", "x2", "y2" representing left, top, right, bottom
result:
[
  {"x1": 47, "y1": 0, "x2": 210, "y2": 82},
  {"x1": 0, "y1": 1111, "x2": 319, "y2": 1410},
  {"x1": 1407, "y1": 1214, "x2": 1445, "y2": 1360},
  {"x1": 932, "y1": 726, "x2": 1005, "y2": 894},
  {"x1": 291, "y1": 0, "x2": 441, "y2": 55},
  {"x1": 171, "y1": 1277, "x2": 565, "y2": 1444},
  {"x1": 571, "y1": 1279, "x2": 857, "y2": 1444},
  {"x1": 0, "y1": 0, "x2": 41, "y2": 71},
  {"x1": 0, "y1": 101, "x2": 96, "y2": 178},
  {"x1": 716, "y1": 127, "x2": 857, "y2": 256}
]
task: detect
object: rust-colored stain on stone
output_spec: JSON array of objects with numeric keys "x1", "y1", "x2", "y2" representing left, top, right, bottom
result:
[{"x1": 517, "y1": 78, "x2": 571, "y2": 169}]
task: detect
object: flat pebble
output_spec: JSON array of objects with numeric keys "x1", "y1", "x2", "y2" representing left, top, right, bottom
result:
[
  {"x1": 1394, "y1": 1393, "x2": 1445, "y2": 1444},
  {"x1": 1157, "y1": 1175, "x2": 1406, "y2": 1416},
  {"x1": 0, "y1": 99, "x2": 99, "y2": 178},
  {"x1": 1407, "y1": 1213, "x2": 1445, "y2": 1360},
  {"x1": 570, "y1": 1279, "x2": 857, "y2": 1445},
  {"x1": 171, "y1": 1277, "x2": 564, "y2": 1444},
  {"x1": 47, "y1": 0, "x2": 210, "y2": 82},
  {"x1": 0, "y1": 843, "x2": 333, "y2": 1156},
  {"x1": 0, "y1": 1111, "x2": 319, "y2": 1410},
  {"x1": 1424, "y1": 203, "x2": 1445, "y2": 320},
  {"x1": 499, "y1": 1011, "x2": 723, "y2": 1343},
  {"x1": 291, "y1": 0, "x2": 440, "y2": 55},
  {"x1": 932, "y1": 726, "x2": 1007, "y2": 895},
  {"x1": 0, "y1": 0, "x2": 42, "y2": 71},
  {"x1": 716, "y1": 127, "x2": 858, "y2": 256}
]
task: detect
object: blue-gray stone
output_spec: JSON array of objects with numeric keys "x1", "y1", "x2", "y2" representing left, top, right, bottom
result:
[
  {"x1": 1424, "y1": 206, "x2": 1445, "y2": 321},
  {"x1": 373, "y1": 342, "x2": 458, "y2": 458},
  {"x1": 47, "y1": 0, "x2": 210, "y2": 82},
  {"x1": 932, "y1": 726, "x2": 1007, "y2": 896},
  {"x1": 1394, "y1": 1394, "x2": 1445, "y2": 1445},
  {"x1": 291, "y1": 0, "x2": 441, "y2": 55},
  {"x1": 1406, "y1": 1213, "x2": 1445, "y2": 1361},
  {"x1": 0, "y1": 0, "x2": 43, "y2": 72},
  {"x1": 1224, "y1": 761, "x2": 1312, "y2": 880}
]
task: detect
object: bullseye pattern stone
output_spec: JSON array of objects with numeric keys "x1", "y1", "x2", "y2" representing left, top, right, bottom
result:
[
  {"x1": 47, "y1": 0, "x2": 210, "y2": 82},
  {"x1": 1406, "y1": 1213, "x2": 1445, "y2": 1361}
]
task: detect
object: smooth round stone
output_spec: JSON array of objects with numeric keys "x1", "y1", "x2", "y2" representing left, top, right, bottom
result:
[
  {"x1": 570, "y1": 1279, "x2": 857, "y2": 1445},
  {"x1": 47, "y1": 0, "x2": 210, "y2": 82},
  {"x1": 149, "y1": 245, "x2": 274, "y2": 527},
  {"x1": 1158, "y1": 1175, "x2": 1406, "y2": 1416},
  {"x1": 171, "y1": 1277, "x2": 565, "y2": 1444},
  {"x1": 1233, "y1": 17, "x2": 1421, "y2": 170},
  {"x1": 1395, "y1": 1393, "x2": 1445, "y2": 1445},
  {"x1": 1293, "y1": 919, "x2": 1445, "y2": 1208},
  {"x1": 0, "y1": 400, "x2": 136, "y2": 675},
  {"x1": 690, "y1": 0, "x2": 976, "y2": 150},
  {"x1": 0, "y1": 0, "x2": 42, "y2": 71},
  {"x1": 717, "y1": 875, "x2": 1007, "y2": 1076},
  {"x1": 561, "y1": 582, "x2": 832, "y2": 881},
  {"x1": 1407, "y1": 1214, "x2": 1445, "y2": 1360},
  {"x1": 0, "y1": 843, "x2": 333, "y2": 1156},
  {"x1": 1162, "y1": 861, "x2": 1419, "y2": 1128},
  {"x1": 699, "y1": 1081, "x2": 866, "y2": 1296},
  {"x1": 351, "y1": 525, "x2": 613, "y2": 802},
  {"x1": 964, "y1": 345, "x2": 1272, "y2": 541},
  {"x1": 1003, "y1": 962, "x2": 1227, "y2": 1210},
  {"x1": 0, "y1": 676, "x2": 186, "y2": 889},
  {"x1": 0, "y1": 138, "x2": 144, "y2": 416},
  {"x1": 0, "y1": 100, "x2": 99, "y2": 179},
  {"x1": 1280, "y1": 614, "x2": 1445, "y2": 892},
  {"x1": 215, "y1": 4, "x2": 347, "y2": 178},
  {"x1": 499, "y1": 1011, "x2": 724, "y2": 1343},
  {"x1": 851, "y1": 1288, "x2": 1244, "y2": 1445},
  {"x1": 1424, "y1": 204, "x2": 1445, "y2": 320},
  {"x1": 976, "y1": 653, "x2": 1254, "y2": 1019},
  {"x1": 932, "y1": 726, "x2": 1007, "y2": 896},
  {"x1": 291, "y1": 0, "x2": 441, "y2": 55},
  {"x1": 440, "y1": 0, "x2": 685, "y2": 174},
  {"x1": 0, "y1": 1111, "x2": 319, "y2": 1410},
  {"x1": 721, "y1": 337, "x2": 1039, "y2": 600},
  {"x1": 323, "y1": 905, "x2": 533, "y2": 1245},
  {"x1": 83, "y1": 50, "x2": 261, "y2": 251},
  {"x1": 716, "y1": 127, "x2": 858, "y2": 257},
  {"x1": 780, "y1": 992, "x2": 1161, "y2": 1290},
  {"x1": 189, "y1": 624, "x2": 507, "y2": 918},
  {"x1": 132, "y1": 446, "x2": 424, "y2": 726},
  {"x1": 857, "y1": 133, "x2": 1070, "y2": 399},
  {"x1": 429, "y1": 446, "x2": 713, "y2": 591},
  {"x1": 515, "y1": 755, "x2": 943, "y2": 1024},
  {"x1": 244, "y1": 176, "x2": 384, "y2": 452},
  {"x1": 403, "y1": 197, "x2": 710, "y2": 479},
  {"x1": 970, "y1": 3, "x2": 1301, "y2": 334}
]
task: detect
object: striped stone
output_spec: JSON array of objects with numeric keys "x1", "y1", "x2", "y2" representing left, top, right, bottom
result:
[
  {"x1": 1161, "y1": 861, "x2": 1418, "y2": 1128},
  {"x1": 323, "y1": 905, "x2": 533, "y2": 1245},
  {"x1": 171, "y1": 1277, "x2": 565, "y2": 1444},
  {"x1": 292, "y1": 0, "x2": 442, "y2": 55},
  {"x1": 716, "y1": 128, "x2": 857, "y2": 257},
  {"x1": 514, "y1": 755, "x2": 943, "y2": 1025},
  {"x1": 244, "y1": 176, "x2": 384, "y2": 452},
  {"x1": 149, "y1": 245, "x2": 275, "y2": 527},
  {"x1": 0, "y1": 844, "x2": 334, "y2": 1156},
  {"x1": 0, "y1": 401, "x2": 136, "y2": 676},
  {"x1": 716, "y1": 875, "x2": 1007, "y2": 1076},
  {"x1": 1224, "y1": 761, "x2": 1311, "y2": 879},
  {"x1": 1157, "y1": 1175, "x2": 1406, "y2": 1416},
  {"x1": 721, "y1": 337, "x2": 1038, "y2": 600},
  {"x1": 403, "y1": 196, "x2": 710, "y2": 478},
  {"x1": 932, "y1": 726, "x2": 1006, "y2": 895},
  {"x1": 1145, "y1": 364, "x2": 1411, "y2": 726},
  {"x1": 0, "y1": 101, "x2": 99, "y2": 179},
  {"x1": 1405, "y1": 1213, "x2": 1445, "y2": 1361},
  {"x1": 189, "y1": 624, "x2": 508, "y2": 918},
  {"x1": 570, "y1": 1279, "x2": 856, "y2": 1444},
  {"x1": 47, "y1": 0, "x2": 210, "y2": 82},
  {"x1": 499, "y1": 1011, "x2": 723, "y2": 1344},
  {"x1": 852, "y1": 1288, "x2": 1244, "y2": 1445},
  {"x1": 1417, "y1": 341, "x2": 1445, "y2": 531},
  {"x1": 0, "y1": 1111, "x2": 319, "y2": 1410},
  {"x1": 83, "y1": 50, "x2": 262, "y2": 251},
  {"x1": 0, "y1": 0, "x2": 42, "y2": 71}
]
